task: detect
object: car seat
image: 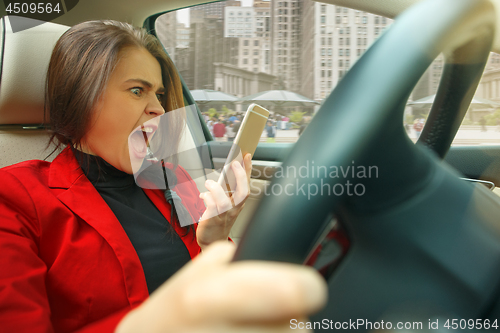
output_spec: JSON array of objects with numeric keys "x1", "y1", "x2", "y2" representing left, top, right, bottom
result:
[{"x1": 0, "y1": 17, "x2": 68, "y2": 167}]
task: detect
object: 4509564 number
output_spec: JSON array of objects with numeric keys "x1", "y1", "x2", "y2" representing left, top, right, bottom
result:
[
  {"x1": 6, "y1": 2, "x2": 61, "y2": 14},
  {"x1": 444, "y1": 319, "x2": 498, "y2": 330}
]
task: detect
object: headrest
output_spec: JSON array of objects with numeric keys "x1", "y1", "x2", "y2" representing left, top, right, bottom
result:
[{"x1": 0, "y1": 17, "x2": 69, "y2": 125}]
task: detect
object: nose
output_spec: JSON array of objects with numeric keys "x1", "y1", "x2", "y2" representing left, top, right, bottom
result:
[{"x1": 145, "y1": 94, "x2": 166, "y2": 116}]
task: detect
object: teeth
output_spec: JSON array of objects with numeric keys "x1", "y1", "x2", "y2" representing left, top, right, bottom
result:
[{"x1": 141, "y1": 127, "x2": 154, "y2": 133}]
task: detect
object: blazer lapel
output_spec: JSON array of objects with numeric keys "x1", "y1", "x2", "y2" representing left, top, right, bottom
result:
[{"x1": 48, "y1": 147, "x2": 149, "y2": 305}]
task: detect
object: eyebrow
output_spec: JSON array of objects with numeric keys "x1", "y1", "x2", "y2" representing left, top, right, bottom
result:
[{"x1": 125, "y1": 78, "x2": 165, "y2": 93}]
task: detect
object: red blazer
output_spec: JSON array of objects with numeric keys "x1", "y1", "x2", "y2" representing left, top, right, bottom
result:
[{"x1": 0, "y1": 147, "x2": 203, "y2": 333}]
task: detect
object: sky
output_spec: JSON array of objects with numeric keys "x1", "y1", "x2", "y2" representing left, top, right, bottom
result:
[{"x1": 177, "y1": 0, "x2": 255, "y2": 27}]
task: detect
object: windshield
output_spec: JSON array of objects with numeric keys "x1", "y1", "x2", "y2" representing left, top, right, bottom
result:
[{"x1": 155, "y1": 0, "x2": 500, "y2": 147}]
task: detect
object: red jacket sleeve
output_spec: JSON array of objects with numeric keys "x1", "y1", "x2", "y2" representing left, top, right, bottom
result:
[
  {"x1": 0, "y1": 169, "x2": 131, "y2": 333},
  {"x1": 0, "y1": 170, "x2": 54, "y2": 332}
]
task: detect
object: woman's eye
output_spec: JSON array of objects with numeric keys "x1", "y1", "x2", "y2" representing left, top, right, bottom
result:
[
  {"x1": 130, "y1": 87, "x2": 142, "y2": 96},
  {"x1": 156, "y1": 93, "x2": 164, "y2": 102}
]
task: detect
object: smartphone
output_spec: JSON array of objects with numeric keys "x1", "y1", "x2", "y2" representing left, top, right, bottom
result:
[{"x1": 217, "y1": 103, "x2": 270, "y2": 193}]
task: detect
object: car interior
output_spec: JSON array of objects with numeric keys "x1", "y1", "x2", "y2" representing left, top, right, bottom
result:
[{"x1": 2, "y1": 0, "x2": 500, "y2": 330}]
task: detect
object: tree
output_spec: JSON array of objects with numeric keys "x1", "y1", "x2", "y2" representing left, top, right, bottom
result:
[
  {"x1": 220, "y1": 105, "x2": 234, "y2": 116},
  {"x1": 207, "y1": 108, "x2": 218, "y2": 118},
  {"x1": 485, "y1": 108, "x2": 500, "y2": 125},
  {"x1": 405, "y1": 114, "x2": 414, "y2": 125},
  {"x1": 290, "y1": 110, "x2": 306, "y2": 123}
]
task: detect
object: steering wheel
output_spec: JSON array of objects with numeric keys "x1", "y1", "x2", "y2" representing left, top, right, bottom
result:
[{"x1": 234, "y1": 0, "x2": 500, "y2": 327}]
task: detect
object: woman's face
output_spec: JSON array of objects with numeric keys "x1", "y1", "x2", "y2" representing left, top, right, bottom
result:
[{"x1": 81, "y1": 47, "x2": 165, "y2": 174}]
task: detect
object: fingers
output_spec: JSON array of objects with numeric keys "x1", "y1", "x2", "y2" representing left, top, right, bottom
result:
[
  {"x1": 205, "y1": 179, "x2": 233, "y2": 215},
  {"x1": 243, "y1": 153, "x2": 252, "y2": 182},
  {"x1": 199, "y1": 191, "x2": 219, "y2": 221},
  {"x1": 231, "y1": 159, "x2": 250, "y2": 206},
  {"x1": 182, "y1": 261, "x2": 328, "y2": 324},
  {"x1": 191, "y1": 241, "x2": 236, "y2": 266},
  {"x1": 196, "y1": 153, "x2": 252, "y2": 247}
]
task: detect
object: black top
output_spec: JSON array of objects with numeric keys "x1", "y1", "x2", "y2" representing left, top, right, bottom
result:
[{"x1": 74, "y1": 150, "x2": 192, "y2": 294}]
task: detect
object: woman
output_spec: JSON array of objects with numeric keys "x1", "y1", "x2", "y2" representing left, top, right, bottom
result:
[{"x1": 0, "y1": 21, "x2": 326, "y2": 332}]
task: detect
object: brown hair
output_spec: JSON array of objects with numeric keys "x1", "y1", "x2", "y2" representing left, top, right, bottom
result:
[{"x1": 45, "y1": 20, "x2": 185, "y2": 158}]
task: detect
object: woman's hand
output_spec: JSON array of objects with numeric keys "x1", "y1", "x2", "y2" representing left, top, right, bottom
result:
[
  {"x1": 116, "y1": 242, "x2": 327, "y2": 333},
  {"x1": 196, "y1": 154, "x2": 252, "y2": 250}
]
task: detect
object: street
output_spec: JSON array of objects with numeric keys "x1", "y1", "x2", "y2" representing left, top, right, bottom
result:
[{"x1": 254, "y1": 125, "x2": 500, "y2": 145}]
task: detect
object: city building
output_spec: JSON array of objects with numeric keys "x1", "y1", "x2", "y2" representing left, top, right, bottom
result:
[
  {"x1": 270, "y1": 0, "x2": 303, "y2": 92},
  {"x1": 176, "y1": 46, "x2": 194, "y2": 88},
  {"x1": 192, "y1": 1, "x2": 226, "y2": 19},
  {"x1": 189, "y1": 16, "x2": 239, "y2": 90},
  {"x1": 300, "y1": 1, "x2": 393, "y2": 101},
  {"x1": 238, "y1": 37, "x2": 265, "y2": 73},
  {"x1": 176, "y1": 23, "x2": 190, "y2": 48},
  {"x1": 254, "y1": 0, "x2": 271, "y2": 73},
  {"x1": 156, "y1": 1, "x2": 277, "y2": 98},
  {"x1": 254, "y1": 0, "x2": 271, "y2": 39},
  {"x1": 475, "y1": 53, "x2": 500, "y2": 106},
  {"x1": 155, "y1": 11, "x2": 177, "y2": 61},
  {"x1": 225, "y1": 5, "x2": 255, "y2": 38},
  {"x1": 213, "y1": 62, "x2": 276, "y2": 98}
]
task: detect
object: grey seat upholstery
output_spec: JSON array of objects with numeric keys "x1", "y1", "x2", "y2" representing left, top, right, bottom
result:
[{"x1": 0, "y1": 17, "x2": 69, "y2": 167}]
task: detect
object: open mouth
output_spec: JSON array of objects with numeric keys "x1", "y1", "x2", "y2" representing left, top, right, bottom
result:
[{"x1": 128, "y1": 124, "x2": 158, "y2": 160}]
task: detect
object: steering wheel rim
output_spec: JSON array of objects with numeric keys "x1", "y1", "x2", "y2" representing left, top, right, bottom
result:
[{"x1": 234, "y1": 0, "x2": 500, "y2": 326}]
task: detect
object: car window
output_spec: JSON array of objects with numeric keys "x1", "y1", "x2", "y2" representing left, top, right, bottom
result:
[
  {"x1": 408, "y1": 52, "x2": 500, "y2": 146},
  {"x1": 154, "y1": 1, "x2": 499, "y2": 146},
  {"x1": 452, "y1": 53, "x2": 500, "y2": 146}
]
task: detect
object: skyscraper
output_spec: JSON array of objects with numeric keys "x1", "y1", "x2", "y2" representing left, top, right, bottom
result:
[
  {"x1": 300, "y1": 0, "x2": 393, "y2": 101},
  {"x1": 254, "y1": 1, "x2": 271, "y2": 73},
  {"x1": 225, "y1": 5, "x2": 255, "y2": 38},
  {"x1": 155, "y1": 12, "x2": 177, "y2": 61},
  {"x1": 270, "y1": 0, "x2": 302, "y2": 92},
  {"x1": 192, "y1": 1, "x2": 226, "y2": 19}
]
